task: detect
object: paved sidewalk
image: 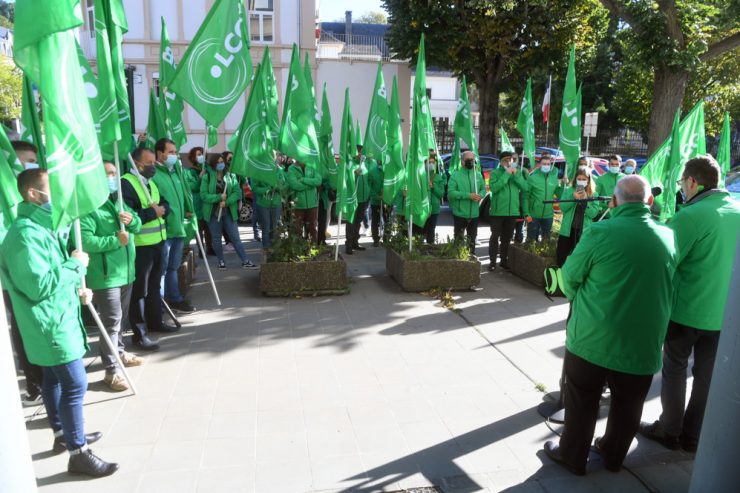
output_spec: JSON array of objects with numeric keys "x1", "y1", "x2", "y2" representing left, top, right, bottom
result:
[{"x1": 20, "y1": 213, "x2": 694, "y2": 492}]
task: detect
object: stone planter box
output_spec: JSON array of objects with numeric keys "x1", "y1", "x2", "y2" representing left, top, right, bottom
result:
[
  {"x1": 177, "y1": 248, "x2": 196, "y2": 296},
  {"x1": 386, "y1": 247, "x2": 481, "y2": 292},
  {"x1": 509, "y1": 243, "x2": 557, "y2": 288},
  {"x1": 259, "y1": 256, "x2": 349, "y2": 296}
]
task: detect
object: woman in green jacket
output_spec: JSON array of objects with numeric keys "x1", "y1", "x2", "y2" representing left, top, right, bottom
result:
[
  {"x1": 200, "y1": 155, "x2": 257, "y2": 270},
  {"x1": 252, "y1": 167, "x2": 286, "y2": 250},
  {"x1": 185, "y1": 146, "x2": 212, "y2": 256},
  {"x1": 556, "y1": 166, "x2": 600, "y2": 266}
]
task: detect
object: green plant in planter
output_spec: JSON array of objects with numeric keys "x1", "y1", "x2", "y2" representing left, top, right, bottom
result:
[
  {"x1": 267, "y1": 223, "x2": 331, "y2": 263},
  {"x1": 522, "y1": 237, "x2": 558, "y2": 258}
]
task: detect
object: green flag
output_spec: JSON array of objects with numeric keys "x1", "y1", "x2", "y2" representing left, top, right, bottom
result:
[
  {"x1": 717, "y1": 112, "x2": 731, "y2": 181},
  {"x1": 318, "y1": 83, "x2": 337, "y2": 188},
  {"x1": 661, "y1": 101, "x2": 706, "y2": 221},
  {"x1": 0, "y1": 123, "x2": 22, "y2": 176},
  {"x1": 146, "y1": 89, "x2": 168, "y2": 148},
  {"x1": 559, "y1": 45, "x2": 580, "y2": 178},
  {"x1": 278, "y1": 44, "x2": 320, "y2": 168},
  {"x1": 76, "y1": 40, "x2": 103, "y2": 146},
  {"x1": 170, "y1": 0, "x2": 252, "y2": 127},
  {"x1": 231, "y1": 63, "x2": 277, "y2": 185},
  {"x1": 207, "y1": 125, "x2": 219, "y2": 148},
  {"x1": 20, "y1": 75, "x2": 45, "y2": 165},
  {"x1": 337, "y1": 88, "x2": 357, "y2": 220},
  {"x1": 516, "y1": 78, "x2": 536, "y2": 164},
  {"x1": 94, "y1": 0, "x2": 132, "y2": 159},
  {"x1": 14, "y1": 0, "x2": 108, "y2": 230},
  {"x1": 363, "y1": 62, "x2": 389, "y2": 164},
  {"x1": 261, "y1": 47, "x2": 280, "y2": 147},
  {"x1": 407, "y1": 34, "x2": 432, "y2": 228},
  {"x1": 383, "y1": 75, "x2": 405, "y2": 206},
  {"x1": 454, "y1": 75, "x2": 478, "y2": 155},
  {"x1": 500, "y1": 127, "x2": 515, "y2": 153},
  {"x1": 159, "y1": 17, "x2": 187, "y2": 148},
  {"x1": 303, "y1": 52, "x2": 321, "y2": 132},
  {"x1": 449, "y1": 137, "x2": 462, "y2": 173},
  {"x1": 0, "y1": 125, "x2": 22, "y2": 233}
]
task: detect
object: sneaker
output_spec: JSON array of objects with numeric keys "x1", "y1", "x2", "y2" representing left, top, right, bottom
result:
[
  {"x1": 325, "y1": 229, "x2": 332, "y2": 239},
  {"x1": 242, "y1": 260, "x2": 258, "y2": 270},
  {"x1": 103, "y1": 373, "x2": 129, "y2": 392},
  {"x1": 169, "y1": 300, "x2": 196, "y2": 313},
  {"x1": 218, "y1": 260, "x2": 226, "y2": 270},
  {"x1": 639, "y1": 420, "x2": 680, "y2": 450},
  {"x1": 120, "y1": 352, "x2": 143, "y2": 367},
  {"x1": 68, "y1": 448, "x2": 119, "y2": 478},
  {"x1": 22, "y1": 392, "x2": 43, "y2": 406}
]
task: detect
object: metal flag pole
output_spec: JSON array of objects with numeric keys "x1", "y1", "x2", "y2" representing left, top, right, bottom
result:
[
  {"x1": 113, "y1": 140, "x2": 125, "y2": 230},
  {"x1": 334, "y1": 211, "x2": 343, "y2": 261},
  {"x1": 408, "y1": 213, "x2": 413, "y2": 253}
]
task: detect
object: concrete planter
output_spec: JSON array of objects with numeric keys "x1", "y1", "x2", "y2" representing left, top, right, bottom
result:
[
  {"x1": 509, "y1": 243, "x2": 557, "y2": 288},
  {"x1": 259, "y1": 256, "x2": 349, "y2": 296},
  {"x1": 386, "y1": 247, "x2": 481, "y2": 292},
  {"x1": 177, "y1": 248, "x2": 196, "y2": 296}
]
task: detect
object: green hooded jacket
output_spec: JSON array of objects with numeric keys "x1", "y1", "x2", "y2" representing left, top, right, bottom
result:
[
  {"x1": 561, "y1": 203, "x2": 678, "y2": 375},
  {"x1": 447, "y1": 168, "x2": 485, "y2": 219},
  {"x1": 80, "y1": 197, "x2": 142, "y2": 290},
  {"x1": 524, "y1": 168, "x2": 560, "y2": 219},
  {"x1": 252, "y1": 168, "x2": 286, "y2": 209},
  {"x1": 352, "y1": 157, "x2": 371, "y2": 204},
  {"x1": 152, "y1": 163, "x2": 193, "y2": 238},
  {"x1": 488, "y1": 166, "x2": 528, "y2": 217},
  {"x1": 200, "y1": 169, "x2": 241, "y2": 221},
  {"x1": 287, "y1": 163, "x2": 322, "y2": 209},
  {"x1": 0, "y1": 202, "x2": 89, "y2": 366},
  {"x1": 368, "y1": 163, "x2": 384, "y2": 206},
  {"x1": 559, "y1": 187, "x2": 600, "y2": 237},
  {"x1": 184, "y1": 167, "x2": 204, "y2": 220},
  {"x1": 595, "y1": 171, "x2": 625, "y2": 214},
  {"x1": 430, "y1": 172, "x2": 445, "y2": 215}
]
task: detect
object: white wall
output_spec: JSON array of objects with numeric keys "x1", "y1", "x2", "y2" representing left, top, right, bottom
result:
[
  {"x1": 182, "y1": 0, "x2": 207, "y2": 41},
  {"x1": 149, "y1": 0, "x2": 180, "y2": 41},
  {"x1": 123, "y1": 0, "x2": 146, "y2": 39},
  {"x1": 410, "y1": 74, "x2": 459, "y2": 123}
]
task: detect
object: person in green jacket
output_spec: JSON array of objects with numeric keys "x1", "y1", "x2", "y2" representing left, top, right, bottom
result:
[
  {"x1": 524, "y1": 154, "x2": 560, "y2": 241},
  {"x1": 544, "y1": 175, "x2": 678, "y2": 476},
  {"x1": 367, "y1": 156, "x2": 388, "y2": 246},
  {"x1": 152, "y1": 138, "x2": 196, "y2": 313},
  {"x1": 556, "y1": 167, "x2": 600, "y2": 266},
  {"x1": 185, "y1": 146, "x2": 213, "y2": 256},
  {"x1": 448, "y1": 151, "x2": 485, "y2": 250},
  {"x1": 0, "y1": 169, "x2": 119, "y2": 477},
  {"x1": 346, "y1": 148, "x2": 371, "y2": 253},
  {"x1": 286, "y1": 159, "x2": 322, "y2": 244},
  {"x1": 80, "y1": 161, "x2": 144, "y2": 392},
  {"x1": 424, "y1": 156, "x2": 446, "y2": 244},
  {"x1": 317, "y1": 164, "x2": 337, "y2": 246},
  {"x1": 200, "y1": 155, "x2": 257, "y2": 270},
  {"x1": 488, "y1": 151, "x2": 528, "y2": 270},
  {"x1": 595, "y1": 155, "x2": 626, "y2": 216},
  {"x1": 640, "y1": 156, "x2": 740, "y2": 453},
  {"x1": 252, "y1": 165, "x2": 286, "y2": 250}
]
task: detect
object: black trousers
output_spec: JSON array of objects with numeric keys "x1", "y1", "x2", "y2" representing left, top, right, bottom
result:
[
  {"x1": 318, "y1": 200, "x2": 332, "y2": 245},
  {"x1": 556, "y1": 228, "x2": 583, "y2": 267},
  {"x1": 346, "y1": 201, "x2": 368, "y2": 248},
  {"x1": 129, "y1": 243, "x2": 164, "y2": 339},
  {"x1": 489, "y1": 216, "x2": 516, "y2": 266},
  {"x1": 559, "y1": 350, "x2": 652, "y2": 470},
  {"x1": 453, "y1": 216, "x2": 478, "y2": 251},
  {"x1": 371, "y1": 204, "x2": 391, "y2": 244},
  {"x1": 4, "y1": 290, "x2": 43, "y2": 395}
]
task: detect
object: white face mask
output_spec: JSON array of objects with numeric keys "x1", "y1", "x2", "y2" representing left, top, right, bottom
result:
[
  {"x1": 609, "y1": 165, "x2": 620, "y2": 174},
  {"x1": 540, "y1": 165, "x2": 551, "y2": 173},
  {"x1": 24, "y1": 162, "x2": 40, "y2": 170},
  {"x1": 576, "y1": 180, "x2": 588, "y2": 188},
  {"x1": 196, "y1": 155, "x2": 205, "y2": 165}
]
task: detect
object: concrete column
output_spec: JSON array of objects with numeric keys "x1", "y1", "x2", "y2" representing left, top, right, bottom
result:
[
  {"x1": 0, "y1": 282, "x2": 37, "y2": 493},
  {"x1": 689, "y1": 232, "x2": 740, "y2": 492}
]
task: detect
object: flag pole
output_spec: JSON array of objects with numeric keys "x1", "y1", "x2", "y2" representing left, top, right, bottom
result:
[
  {"x1": 200, "y1": 133, "x2": 223, "y2": 306},
  {"x1": 334, "y1": 211, "x2": 343, "y2": 261},
  {"x1": 408, "y1": 214, "x2": 413, "y2": 253},
  {"x1": 113, "y1": 141, "x2": 125, "y2": 231}
]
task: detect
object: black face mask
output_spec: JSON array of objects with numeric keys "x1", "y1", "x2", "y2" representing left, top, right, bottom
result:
[
  {"x1": 139, "y1": 165, "x2": 156, "y2": 179},
  {"x1": 464, "y1": 160, "x2": 474, "y2": 168}
]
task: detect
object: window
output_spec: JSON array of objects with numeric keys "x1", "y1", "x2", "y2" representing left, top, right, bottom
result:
[
  {"x1": 250, "y1": 12, "x2": 274, "y2": 43},
  {"x1": 86, "y1": 0, "x2": 95, "y2": 38},
  {"x1": 426, "y1": 88, "x2": 432, "y2": 99},
  {"x1": 249, "y1": 0, "x2": 274, "y2": 11}
]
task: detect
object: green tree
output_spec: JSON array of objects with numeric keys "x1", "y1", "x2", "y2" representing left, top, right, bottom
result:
[
  {"x1": 356, "y1": 11, "x2": 388, "y2": 24},
  {"x1": 0, "y1": 62, "x2": 22, "y2": 122},
  {"x1": 383, "y1": 0, "x2": 600, "y2": 153},
  {"x1": 0, "y1": 1, "x2": 13, "y2": 22},
  {"x1": 599, "y1": 0, "x2": 740, "y2": 153},
  {"x1": 0, "y1": 14, "x2": 12, "y2": 28}
]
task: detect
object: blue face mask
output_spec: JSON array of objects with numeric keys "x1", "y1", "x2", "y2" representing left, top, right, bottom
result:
[
  {"x1": 165, "y1": 154, "x2": 178, "y2": 168},
  {"x1": 196, "y1": 155, "x2": 205, "y2": 165},
  {"x1": 24, "y1": 162, "x2": 40, "y2": 170},
  {"x1": 107, "y1": 177, "x2": 119, "y2": 194},
  {"x1": 625, "y1": 166, "x2": 635, "y2": 174},
  {"x1": 510, "y1": 162, "x2": 518, "y2": 170},
  {"x1": 541, "y1": 165, "x2": 551, "y2": 173},
  {"x1": 216, "y1": 162, "x2": 226, "y2": 172}
]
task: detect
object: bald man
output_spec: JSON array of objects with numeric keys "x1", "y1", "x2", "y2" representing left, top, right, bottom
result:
[{"x1": 543, "y1": 176, "x2": 678, "y2": 476}]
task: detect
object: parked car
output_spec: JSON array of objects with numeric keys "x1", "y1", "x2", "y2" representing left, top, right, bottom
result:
[
  {"x1": 238, "y1": 181, "x2": 255, "y2": 224},
  {"x1": 726, "y1": 170, "x2": 740, "y2": 201}
]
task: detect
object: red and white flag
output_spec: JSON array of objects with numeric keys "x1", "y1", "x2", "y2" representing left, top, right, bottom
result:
[{"x1": 542, "y1": 74, "x2": 552, "y2": 123}]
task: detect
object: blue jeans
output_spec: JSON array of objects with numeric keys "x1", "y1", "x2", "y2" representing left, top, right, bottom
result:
[
  {"x1": 160, "y1": 237, "x2": 185, "y2": 303},
  {"x1": 41, "y1": 359, "x2": 88, "y2": 451},
  {"x1": 527, "y1": 217, "x2": 553, "y2": 242},
  {"x1": 255, "y1": 205, "x2": 281, "y2": 249},
  {"x1": 208, "y1": 210, "x2": 248, "y2": 263}
]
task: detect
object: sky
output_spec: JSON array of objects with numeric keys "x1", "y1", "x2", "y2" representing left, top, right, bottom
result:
[{"x1": 317, "y1": 0, "x2": 387, "y2": 22}]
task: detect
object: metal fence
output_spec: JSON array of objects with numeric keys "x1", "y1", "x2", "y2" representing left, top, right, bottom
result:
[{"x1": 316, "y1": 32, "x2": 391, "y2": 62}]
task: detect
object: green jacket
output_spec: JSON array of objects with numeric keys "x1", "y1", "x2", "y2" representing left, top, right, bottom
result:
[
  {"x1": 0, "y1": 202, "x2": 88, "y2": 366},
  {"x1": 200, "y1": 169, "x2": 241, "y2": 221},
  {"x1": 353, "y1": 157, "x2": 371, "y2": 204},
  {"x1": 669, "y1": 190, "x2": 740, "y2": 330},
  {"x1": 80, "y1": 197, "x2": 142, "y2": 290},
  {"x1": 447, "y1": 168, "x2": 485, "y2": 219},
  {"x1": 595, "y1": 172, "x2": 625, "y2": 214},
  {"x1": 287, "y1": 163, "x2": 322, "y2": 209},
  {"x1": 561, "y1": 203, "x2": 678, "y2": 375},
  {"x1": 430, "y1": 172, "x2": 445, "y2": 215},
  {"x1": 559, "y1": 187, "x2": 599, "y2": 237},
  {"x1": 252, "y1": 169, "x2": 286, "y2": 208},
  {"x1": 368, "y1": 163, "x2": 384, "y2": 206},
  {"x1": 488, "y1": 166, "x2": 528, "y2": 217},
  {"x1": 184, "y1": 167, "x2": 204, "y2": 220},
  {"x1": 153, "y1": 163, "x2": 192, "y2": 238},
  {"x1": 525, "y1": 168, "x2": 560, "y2": 219}
]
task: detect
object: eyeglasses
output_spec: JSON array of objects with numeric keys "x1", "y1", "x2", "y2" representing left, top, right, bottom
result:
[{"x1": 676, "y1": 177, "x2": 689, "y2": 186}]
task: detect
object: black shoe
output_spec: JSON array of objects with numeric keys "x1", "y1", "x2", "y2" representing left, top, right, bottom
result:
[
  {"x1": 68, "y1": 449, "x2": 119, "y2": 478},
  {"x1": 150, "y1": 323, "x2": 179, "y2": 333},
  {"x1": 591, "y1": 436, "x2": 620, "y2": 472},
  {"x1": 638, "y1": 421, "x2": 680, "y2": 450},
  {"x1": 133, "y1": 336, "x2": 160, "y2": 351},
  {"x1": 354, "y1": 245, "x2": 366, "y2": 251},
  {"x1": 543, "y1": 440, "x2": 586, "y2": 476},
  {"x1": 499, "y1": 262, "x2": 510, "y2": 271},
  {"x1": 373, "y1": 241, "x2": 379, "y2": 247},
  {"x1": 168, "y1": 300, "x2": 196, "y2": 313},
  {"x1": 53, "y1": 432, "x2": 102, "y2": 454},
  {"x1": 345, "y1": 246, "x2": 354, "y2": 255}
]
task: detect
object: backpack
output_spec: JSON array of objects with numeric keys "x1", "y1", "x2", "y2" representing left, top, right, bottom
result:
[{"x1": 544, "y1": 266, "x2": 566, "y2": 298}]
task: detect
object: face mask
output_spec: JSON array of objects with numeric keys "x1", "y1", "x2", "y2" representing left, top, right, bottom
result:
[
  {"x1": 216, "y1": 162, "x2": 226, "y2": 172},
  {"x1": 609, "y1": 165, "x2": 620, "y2": 174},
  {"x1": 196, "y1": 155, "x2": 205, "y2": 165},
  {"x1": 139, "y1": 165, "x2": 156, "y2": 179},
  {"x1": 625, "y1": 166, "x2": 635, "y2": 174},
  {"x1": 679, "y1": 189, "x2": 688, "y2": 203},
  {"x1": 510, "y1": 163, "x2": 518, "y2": 170},
  {"x1": 576, "y1": 180, "x2": 588, "y2": 188},
  {"x1": 541, "y1": 165, "x2": 551, "y2": 173},
  {"x1": 463, "y1": 160, "x2": 474, "y2": 169},
  {"x1": 24, "y1": 162, "x2": 39, "y2": 170},
  {"x1": 165, "y1": 154, "x2": 178, "y2": 167},
  {"x1": 107, "y1": 177, "x2": 119, "y2": 194},
  {"x1": 33, "y1": 189, "x2": 51, "y2": 210}
]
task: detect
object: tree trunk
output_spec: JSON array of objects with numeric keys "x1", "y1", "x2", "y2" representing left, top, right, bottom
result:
[
  {"x1": 647, "y1": 66, "x2": 689, "y2": 154},
  {"x1": 476, "y1": 56, "x2": 505, "y2": 155}
]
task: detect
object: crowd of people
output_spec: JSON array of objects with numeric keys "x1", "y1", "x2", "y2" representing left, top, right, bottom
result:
[{"x1": 2, "y1": 133, "x2": 738, "y2": 480}]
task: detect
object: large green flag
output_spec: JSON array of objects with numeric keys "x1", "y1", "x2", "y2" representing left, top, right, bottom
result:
[
  {"x1": 146, "y1": 89, "x2": 168, "y2": 148},
  {"x1": 14, "y1": 0, "x2": 108, "y2": 230},
  {"x1": 406, "y1": 34, "x2": 431, "y2": 228},
  {"x1": 159, "y1": 17, "x2": 187, "y2": 148},
  {"x1": 303, "y1": 52, "x2": 321, "y2": 132},
  {"x1": 717, "y1": 112, "x2": 731, "y2": 181},
  {"x1": 318, "y1": 83, "x2": 337, "y2": 188},
  {"x1": 500, "y1": 128, "x2": 515, "y2": 153},
  {"x1": 454, "y1": 75, "x2": 477, "y2": 155},
  {"x1": 207, "y1": 124, "x2": 219, "y2": 148},
  {"x1": 449, "y1": 137, "x2": 461, "y2": 173},
  {"x1": 516, "y1": 78, "x2": 536, "y2": 165},
  {"x1": 0, "y1": 125, "x2": 22, "y2": 233},
  {"x1": 661, "y1": 101, "x2": 706, "y2": 221},
  {"x1": 94, "y1": 0, "x2": 132, "y2": 159},
  {"x1": 363, "y1": 62, "x2": 389, "y2": 164},
  {"x1": 383, "y1": 75, "x2": 405, "y2": 206},
  {"x1": 337, "y1": 88, "x2": 357, "y2": 219},
  {"x1": 20, "y1": 75, "x2": 45, "y2": 165},
  {"x1": 278, "y1": 44, "x2": 320, "y2": 168},
  {"x1": 261, "y1": 47, "x2": 280, "y2": 147},
  {"x1": 76, "y1": 40, "x2": 103, "y2": 146},
  {"x1": 170, "y1": 0, "x2": 252, "y2": 128},
  {"x1": 0, "y1": 124, "x2": 22, "y2": 176},
  {"x1": 231, "y1": 63, "x2": 277, "y2": 185},
  {"x1": 559, "y1": 45, "x2": 580, "y2": 179}
]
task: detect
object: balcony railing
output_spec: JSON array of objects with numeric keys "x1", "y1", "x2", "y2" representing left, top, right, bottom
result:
[{"x1": 317, "y1": 32, "x2": 391, "y2": 62}]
